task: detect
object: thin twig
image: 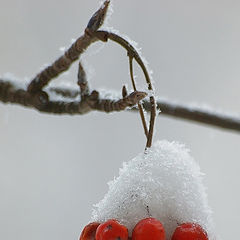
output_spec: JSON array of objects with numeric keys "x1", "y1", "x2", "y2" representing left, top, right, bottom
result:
[
  {"x1": 122, "y1": 85, "x2": 128, "y2": 98},
  {"x1": 77, "y1": 61, "x2": 89, "y2": 98},
  {"x1": 129, "y1": 56, "x2": 149, "y2": 138},
  {"x1": 91, "y1": 90, "x2": 147, "y2": 112},
  {"x1": 91, "y1": 30, "x2": 157, "y2": 148},
  {"x1": 27, "y1": 0, "x2": 110, "y2": 94},
  {"x1": 27, "y1": 34, "x2": 97, "y2": 94},
  {"x1": 146, "y1": 96, "x2": 156, "y2": 148}
]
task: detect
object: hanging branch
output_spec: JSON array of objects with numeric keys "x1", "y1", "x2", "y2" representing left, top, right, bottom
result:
[
  {"x1": 87, "y1": 30, "x2": 157, "y2": 148},
  {"x1": 0, "y1": 0, "x2": 240, "y2": 136}
]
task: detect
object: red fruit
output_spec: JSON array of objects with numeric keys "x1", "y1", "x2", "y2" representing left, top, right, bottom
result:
[
  {"x1": 132, "y1": 218, "x2": 165, "y2": 240},
  {"x1": 80, "y1": 222, "x2": 100, "y2": 240},
  {"x1": 96, "y1": 219, "x2": 129, "y2": 240},
  {"x1": 171, "y1": 223, "x2": 208, "y2": 240}
]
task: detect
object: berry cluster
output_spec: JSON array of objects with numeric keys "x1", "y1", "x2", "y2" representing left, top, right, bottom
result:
[{"x1": 80, "y1": 218, "x2": 208, "y2": 240}]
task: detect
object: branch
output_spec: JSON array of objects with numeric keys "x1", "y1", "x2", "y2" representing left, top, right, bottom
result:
[
  {"x1": 145, "y1": 100, "x2": 240, "y2": 132},
  {"x1": 27, "y1": 0, "x2": 110, "y2": 94},
  {"x1": 1, "y1": 79, "x2": 240, "y2": 132},
  {"x1": 0, "y1": 0, "x2": 239, "y2": 136},
  {"x1": 0, "y1": 79, "x2": 146, "y2": 114}
]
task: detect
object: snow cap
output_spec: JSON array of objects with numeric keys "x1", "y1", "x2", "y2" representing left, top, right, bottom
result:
[{"x1": 91, "y1": 140, "x2": 215, "y2": 240}]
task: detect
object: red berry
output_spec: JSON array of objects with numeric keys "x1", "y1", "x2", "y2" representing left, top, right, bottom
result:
[
  {"x1": 171, "y1": 223, "x2": 208, "y2": 240},
  {"x1": 80, "y1": 222, "x2": 100, "y2": 240},
  {"x1": 132, "y1": 218, "x2": 166, "y2": 240},
  {"x1": 96, "y1": 219, "x2": 129, "y2": 240}
]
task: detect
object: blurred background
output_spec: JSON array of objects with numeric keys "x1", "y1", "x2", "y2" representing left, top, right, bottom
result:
[{"x1": 0, "y1": 0, "x2": 239, "y2": 239}]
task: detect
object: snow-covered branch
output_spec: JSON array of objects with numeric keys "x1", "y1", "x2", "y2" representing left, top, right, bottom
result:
[
  {"x1": 0, "y1": 79, "x2": 239, "y2": 133},
  {"x1": 142, "y1": 98, "x2": 240, "y2": 132},
  {"x1": 0, "y1": 0, "x2": 239, "y2": 134},
  {"x1": 0, "y1": 79, "x2": 146, "y2": 114}
]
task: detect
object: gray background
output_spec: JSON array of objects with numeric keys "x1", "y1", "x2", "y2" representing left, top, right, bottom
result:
[{"x1": 0, "y1": 0, "x2": 239, "y2": 239}]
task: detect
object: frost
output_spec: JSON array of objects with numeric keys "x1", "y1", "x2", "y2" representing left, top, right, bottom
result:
[
  {"x1": 39, "y1": 63, "x2": 49, "y2": 71},
  {"x1": 46, "y1": 81, "x2": 80, "y2": 102},
  {"x1": 103, "y1": 27, "x2": 140, "y2": 53},
  {"x1": 2, "y1": 72, "x2": 28, "y2": 90},
  {"x1": 98, "y1": 88, "x2": 122, "y2": 100},
  {"x1": 91, "y1": 140, "x2": 216, "y2": 240},
  {"x1": 70, "y1": 38, "x2": 76, "y2": 44}
]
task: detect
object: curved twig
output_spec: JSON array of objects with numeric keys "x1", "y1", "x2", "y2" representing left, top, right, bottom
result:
[{"x1": 90, "y1": 30, "x2": 157, "y2": 148}]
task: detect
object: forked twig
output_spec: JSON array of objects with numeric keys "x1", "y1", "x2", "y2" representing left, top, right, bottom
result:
[
  {"x1": 27, "y1": 0, "x2": 110, "y2": 94},
  {"x1": 1, "y1": 0, "x2": 239, "y2": 148},
  {"x1": 27, "y1": 0, "x2": 156, "y2": 148}
]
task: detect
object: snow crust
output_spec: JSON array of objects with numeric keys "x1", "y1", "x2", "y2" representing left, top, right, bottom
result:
[{"x1": 91, "y1": 140, "x2": 215, "y2": 240}]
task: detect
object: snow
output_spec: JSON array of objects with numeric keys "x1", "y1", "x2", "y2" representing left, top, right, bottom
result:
[
  {"x1": 2, "y1": 72, "x2": 28, "y2": 90},
  {"x1": 91, "y1": 140, "x2": 216, "y2": 240},
  {"x1": 98, "y1": 88, "x2": 122, "y2": 100},
  {"x1": 70, "y1": 38, "x2": 76, "y2": 44},
  {"x1": 46, "y1": 82, "x2": 80, "y2": 102}
]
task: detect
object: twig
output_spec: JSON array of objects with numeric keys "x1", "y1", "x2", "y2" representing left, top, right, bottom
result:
[
  {"x1": 1, "y1": 79, "x2": 240, "y2": 133},
  {"x1": 91, "y1": 30, "x2": 157, "y2": 148},
  {"x1": 27, "y1": 0, "x2": 110, "y2": 94},
  {"x1": 129, "y1": 56, "x2": 149, "y2": 138},
  {"x1": 122, "y1": 85, "x2": 128, "y2": 98},
  {"x1": 27, "y1": 34, "x2": 97, "y2": 94},
  {"x1": 0, "y1": 80, "x2": 146, "y2": 114},
  {"x1": 142, "y1": 100, "x2": 240, "y2": 133},
  {"x1": 77, "y1": 61, "x2": 89, "y2": 98},
  {"x1": 91, "y1": 90, "x2": 147, "y2": 112},
  {"x1": 146, "y1": 96, "x2": 156, "y2": 148},
  {"x1": 1, "y1": 0, "x2": 239, "y2": 137}
]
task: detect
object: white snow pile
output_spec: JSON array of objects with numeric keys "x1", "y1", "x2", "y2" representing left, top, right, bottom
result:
[{"x1": 91, "y1": 140, "x2": 215, "y2": 240}]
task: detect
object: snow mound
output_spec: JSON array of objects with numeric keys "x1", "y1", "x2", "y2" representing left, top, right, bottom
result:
[{"x1": 91, "y1": 140, "x2": 215, "y2": 240}]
